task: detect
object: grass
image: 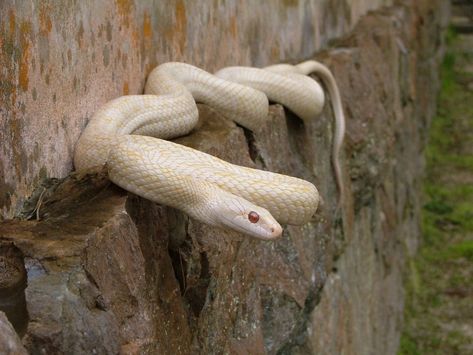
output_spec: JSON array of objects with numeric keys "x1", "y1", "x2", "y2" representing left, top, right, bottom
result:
[{"x1": 398, "y1": 28, "x2": 473, "y2": 355}]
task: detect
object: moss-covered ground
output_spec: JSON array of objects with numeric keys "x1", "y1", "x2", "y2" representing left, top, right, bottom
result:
[{"x1": 398, "y1": 28, "x2": 473, "y2": 355}]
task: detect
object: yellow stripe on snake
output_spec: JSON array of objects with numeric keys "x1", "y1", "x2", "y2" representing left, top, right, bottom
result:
[{"x1": 74, "y1": 61, "x2": 345, "y2": 240}]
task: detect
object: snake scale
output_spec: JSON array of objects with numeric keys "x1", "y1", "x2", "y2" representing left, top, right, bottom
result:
[{"x1": 74, "y1": 61, "x2": 345, "y2": 240}]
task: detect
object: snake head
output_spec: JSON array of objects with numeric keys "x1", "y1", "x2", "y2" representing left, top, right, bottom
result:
[{"x1": 217, "y1": 195, "x2": 283, "y2": 240}]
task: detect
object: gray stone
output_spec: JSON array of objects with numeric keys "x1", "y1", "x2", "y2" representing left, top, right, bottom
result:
[{"x1": 0, "y1": 311, "x2": 28, "y2": 355}]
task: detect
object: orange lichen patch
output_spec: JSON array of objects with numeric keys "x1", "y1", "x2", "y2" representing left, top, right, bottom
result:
[
  {"x1": 123, "y1": 81, "x2": 129, "y2": 95},
  {"x1": 115, "y1": 0, "x2": 133, "y2": 27},
  {"x1": 131, "y1": 27, "x2": 140, "y2": 49},
  {"x1": 271, "y1": 43, "x2": 280, "y2": 61},
  {"x1": 9, "y1": 9, "x2": 16, "y2": 34},
  {"x1": 175, "y1": 0, "x2": 187, "y2": 53},
  {"x1": 19, "y1": 21, "x2": 32, "y2": 92},
  {"x1": 175, "y1": 1, "x2": 187, "y2": 27},
  {"x1": 77, "y1": 21, "x2": 84, "y2": 48},
  {"x1": 230, "y1": 15, "x2": 238, "y2": 39},
  {"x1": 164, "y1": 0, "x2": 187, "y2": 55},
  {"x1": 10, "y1": 86, "x2": 17, "y2": 111},
  {"x1": 143, "y1": 11, "x2": 152, "y2": 39},
  {"x1": 18, "y1": 58, "x2": 29, "y2": 91},
  {"x1": 39, "y1": 3, "x2": 53, "y2": 35}
]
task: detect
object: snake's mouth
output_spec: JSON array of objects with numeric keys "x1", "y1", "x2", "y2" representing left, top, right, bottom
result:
[{"x1": 221, "y1": 215, "x2": 282, "y2": 240}]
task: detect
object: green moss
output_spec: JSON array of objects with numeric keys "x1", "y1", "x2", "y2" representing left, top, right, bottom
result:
[
  {"x1": 427, "y1": 153, "x2": 473, "y2": 170},
  {"x1": 423, "y1": 198, "x2": 453, "y2": 215},
  {"x1": 399, "y1": 335, "x2": 421, "y2": 355},
  {"x1": 421, "y1": 241, "x2": 473, "y2": 263},
  {"x1": 440, "y1": 52, "x2": 456, "y2": 94},
  {"x1": 448, "y1": 241, "x2": 473, "y2": 261},
  {"x1": 445, "y1": 27, "x2": 458, "y2": 46}
]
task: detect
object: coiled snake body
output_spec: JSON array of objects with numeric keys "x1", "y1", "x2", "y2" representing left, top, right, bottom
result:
[{"x1": 74, "y1": 61, "x2": 345, "y2": 240}]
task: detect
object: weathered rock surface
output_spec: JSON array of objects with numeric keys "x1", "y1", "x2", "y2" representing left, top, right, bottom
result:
[
  {"x1": 0, "y1": 311, "x2": 27, "y2": 355},
  {"x1": 0, "y1": 0, "x2": 448, "y2": 354},
  {"x1": 0, "y1": 0, "x2": 394, "y2": 220}
]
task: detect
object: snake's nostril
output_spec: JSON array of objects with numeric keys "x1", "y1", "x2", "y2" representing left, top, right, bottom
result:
[{"x1": 271, "y1": 225, "x2": 283, "y2": 238}]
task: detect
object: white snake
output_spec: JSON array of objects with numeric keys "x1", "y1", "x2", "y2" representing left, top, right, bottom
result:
[{"x1": 74, "y1": 61, "x2": 345, "y2": 240}]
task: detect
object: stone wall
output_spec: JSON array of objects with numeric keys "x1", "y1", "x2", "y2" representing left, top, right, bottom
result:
[
  {"x1": 1, "y1": 0, "x2": 393, "y2": 220},
  {"x1": 0, "y1": 0, "x2": 448, "y2": 354}
]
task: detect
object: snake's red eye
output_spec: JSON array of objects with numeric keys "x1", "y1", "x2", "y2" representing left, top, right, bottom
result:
[{"x1": 248, "y1": 211, "x2": 260, "y2": 223}]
